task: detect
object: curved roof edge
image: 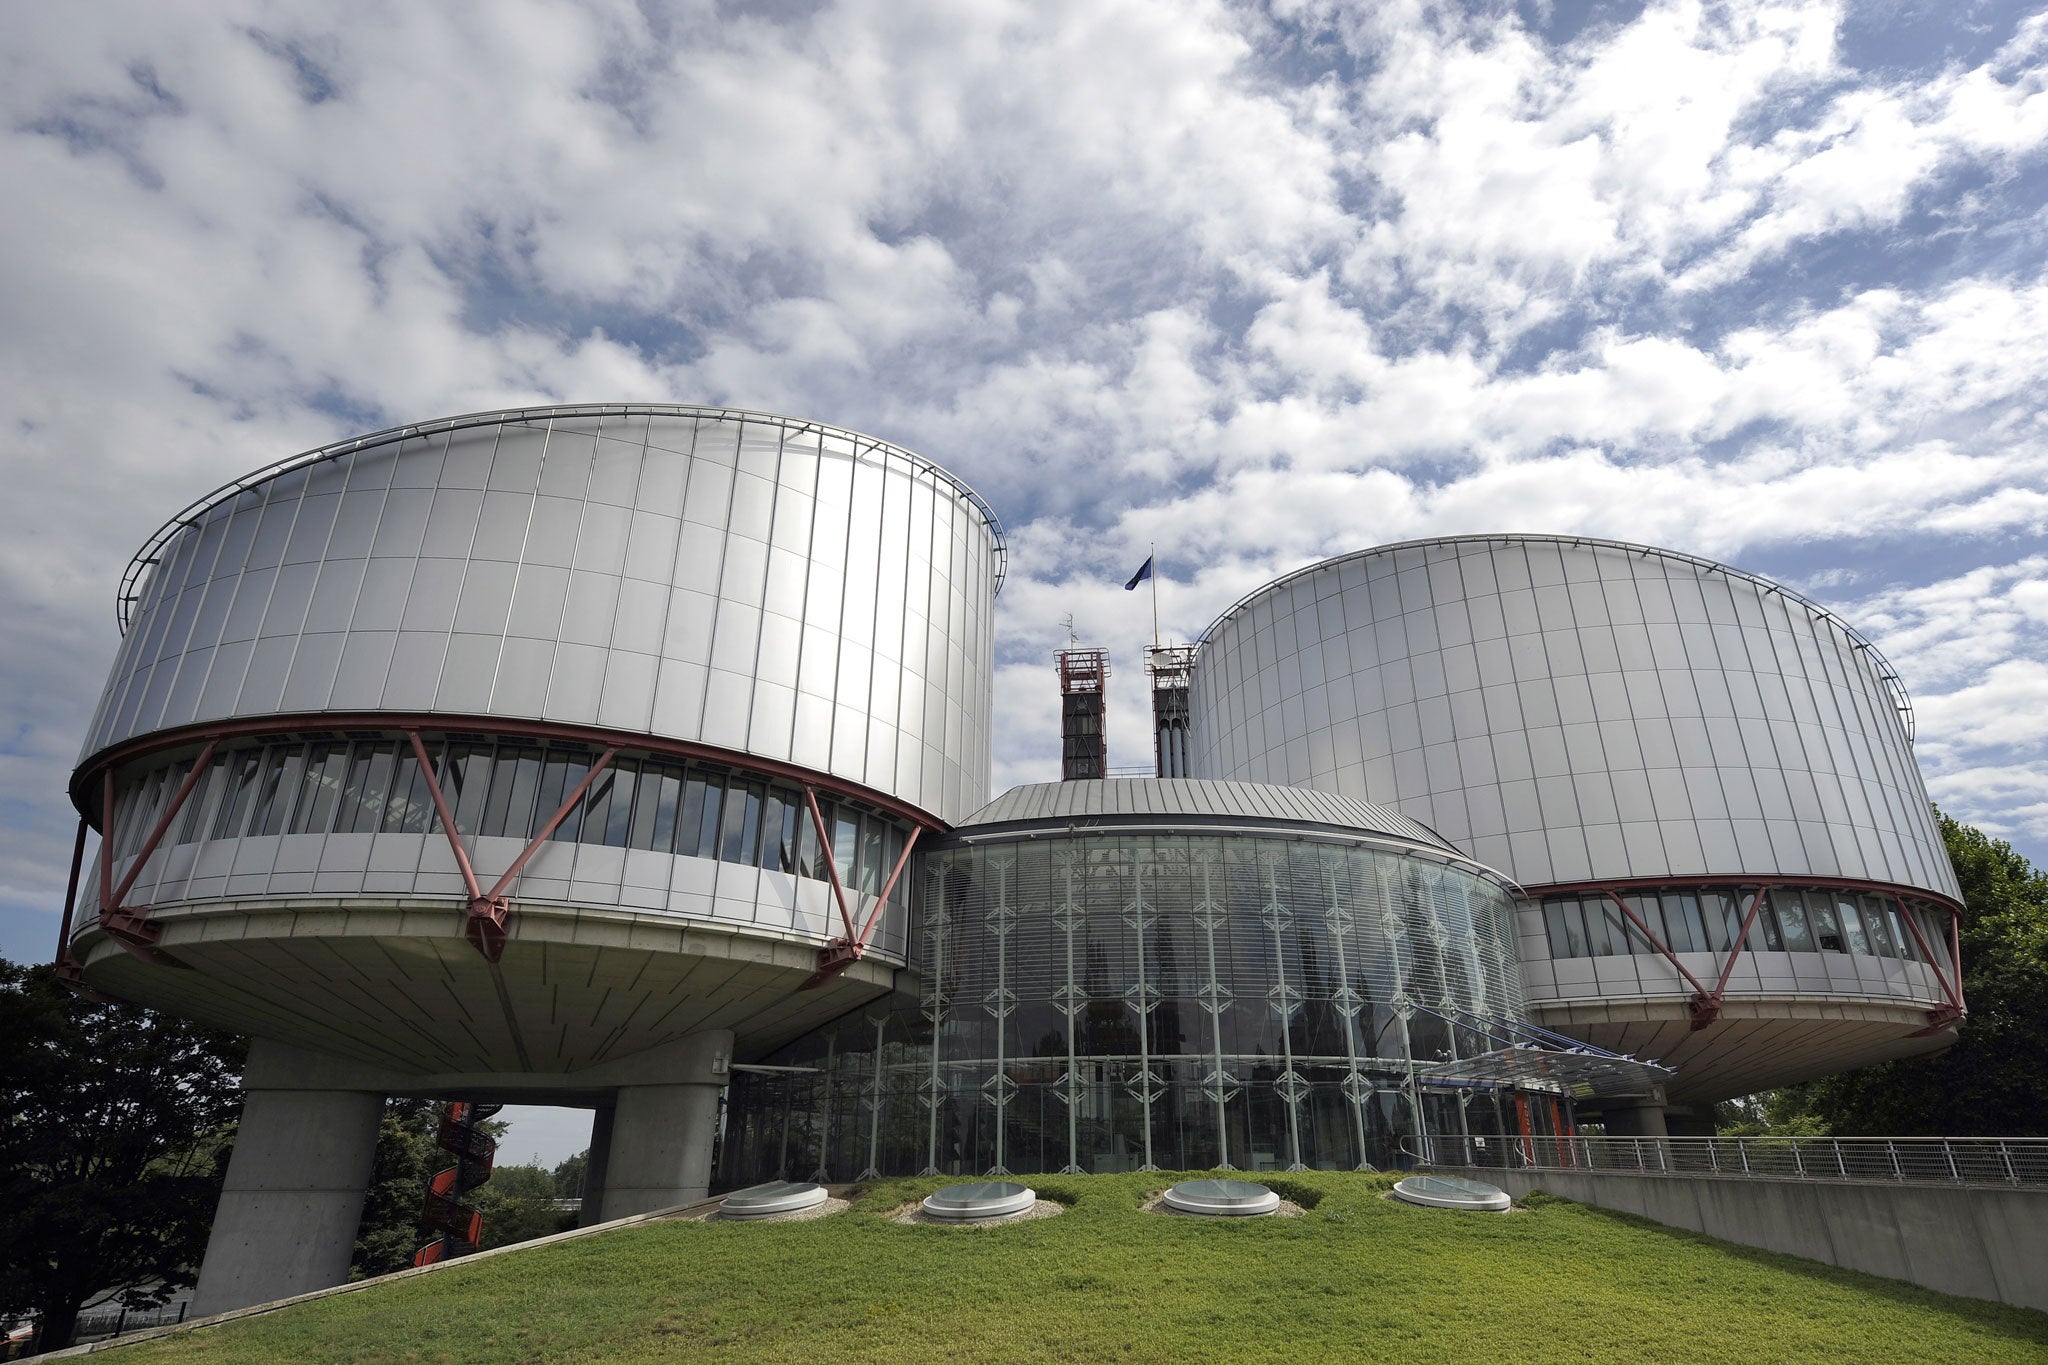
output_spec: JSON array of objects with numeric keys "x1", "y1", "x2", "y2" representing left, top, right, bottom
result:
[
  {"x1": 1192, "y1": 534, "x2": 1914, "y2": 743},
  {"x1": 117, "y1": 402, "x2": 1007, "y2": 632},
  {"x1": 952, "y1": 778, "x2": 1516, "y2": 886}
]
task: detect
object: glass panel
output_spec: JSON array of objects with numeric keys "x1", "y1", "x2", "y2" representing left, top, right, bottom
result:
[
  {"x1": 1862, "y1": 895, "x2": 1896, "y2": 957},
  {"x1": 678, "y1": 774, "x2": 708, "y2": 857},
  {"x1": 538, "y1": 750, "x2": 591, "y2": 841},
  {"x1": 1700, "y1": 890, "x2": 1740, "y2": 953},
  {"x1": 1771, "y1": 888, "x2": 1812, "y2": 951},
  {"x1": 210, "y1": 748, "x2": 266, "y2": 841},
  {"x1": 1543, "y1": 900, "x2": 1577, "y2": 958},
  {"x1": 759, "y1": 788, "x2": 797, "y2": 872},
  {"x1": 180, "y1": 755, "x2": 234, "y2": 845},
  {"x1": 117, "y1": 766, "x2": 171, "y2": 857},
  {"x1": 445, "y1": 742, "x2": 495, "y2": 836},
  {"x1": 379, "y1": 746, "x2": 432, "y2": 834},
  {"x1": 1752, "y1": 889, "x2": 1783, "y2": 951},
  {"x1": 884, "y1": 825, "x2": 907, "y2": 904},
  {"x1": 338, "y1": 743, "x2": 398, "y2": 834},
  {"x1": 1658, "y1": 892, "x2": 1697, "y2": 953},
  {"x1": 797, "y1": 796, "x2": 823, "y2": 879},
  {"x1": 859, "y1": 817, "x2": 885, "y2": 896},
  {"x1": 720, "y1": 782, "x2": 762, "y2": 864},
  {"x1": 646, "y1": 764, "x2": 682, "y2": 853},
  {"x1": 601, "y1": 761, "x2": 639, "y2": 847},
  {"x1": 1888, "y1": 906, "x2": 1916, "y2": 960},
  {"x1": 290, "y1": 743, "x2": 351, "y2": 834},
  {"x1": 1681, "y1": 893, "x2": 1712, "y2": 954},
  {"x1": 250, "y1": 746, "x2": 305, "y2": 836},
  {"x1": 1837, "y1": 897, "x2": 1870, "y2": 955},
  {"x1": 627, "y1": 761, "x2": 664, "y2": 851},
  {"x1": 1571, "y1": 897, "x2": 1606, "y2": 957},
  {"x1": 578, "y1": 765, "x2": 617, "y2": 845},
  {"x1": 834, "y1": 808, "x2": 859, "y2": 888},
  {"x1": 1808, "y1": 893, "x2": 1845, "y2": 952},
  {"x1": 482, "y1": 746, "x2": 542, "y2": 839}
]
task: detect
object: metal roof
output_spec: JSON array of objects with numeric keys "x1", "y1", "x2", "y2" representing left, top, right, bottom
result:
[{"x1": 955, "y1": 778, "x2": 1464, "y2": 857}]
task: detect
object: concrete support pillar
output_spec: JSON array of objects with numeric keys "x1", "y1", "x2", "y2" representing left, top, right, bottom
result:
[
  {"x1": 593, "y1": 1028, "x2": 732, "y2": 1220},
  {"x1": 600, "y1": 1083, "x2": 722, "y2": 1219},
  {"x1": 1602, "y1": 1103, "x2": 1671, "y2": 1139},
  {"x1": 191, "y1": 1040, "x2": 383, "y2": 1317},
  {"x1": 579, "y1": 1106, "x2": 614, "y2": 1227}
]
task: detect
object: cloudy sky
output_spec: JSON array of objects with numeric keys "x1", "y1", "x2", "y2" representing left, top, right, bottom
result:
[{"x1": 4, "y1": 0, "x2": 2045, "y2": 1159}]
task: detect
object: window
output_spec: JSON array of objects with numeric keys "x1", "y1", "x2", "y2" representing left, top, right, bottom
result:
[
  {"x1": 1771, "y1": 888, "x2": 1811, "y2": 951},
  {"x1": 1809, "y1": 894, "x2": 1845, "y2": 953},
  {"x1": 102, "y1": 738, "x2": 917, "y2": 911},
  {"x1": 1837, "y1": 897, "x2": 1870, "y2": 955}
]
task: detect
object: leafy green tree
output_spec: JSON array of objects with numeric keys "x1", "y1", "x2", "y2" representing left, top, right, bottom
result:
[
  {"x1": 350, "y1": 1099, "x2": 441, "y2": 1278},
  {"x1": 0, "y1": 959, "x2": 247, "y2": 1350},
  {"x1": 471, "y1": 1163, "x2": 575, "y2": 1249},
  {"x1": 1738, "y1": 812, "x2": 2048, "y2": 1137},
  {"x1": 351, "y1": 1105, "x2": 570, "y2": 1271},
  {"x1": 552, "y1": 1148, "x2": 590, "y2": 1201}
]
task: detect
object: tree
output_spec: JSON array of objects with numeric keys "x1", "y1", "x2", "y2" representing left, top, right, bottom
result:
[
  {"x1": 470, "y1": 1163, "x2": 575, "y2": 1249},
  {"x1": 0, "y1": 959, "x2": 247, "y2": 1350},
  {"x1": 350, "y1": 1106, "x2": 571, "y2": 1273},
  {"x1": 1737, "y1": 812, "x2": 2048, "y2": 1137},
  {"x1": 551, "y1": 1148, "x2": 589, "y2": 1201},
  {"x1": 350, "y1": 1099, "x2": 440, "y2": 1279}
]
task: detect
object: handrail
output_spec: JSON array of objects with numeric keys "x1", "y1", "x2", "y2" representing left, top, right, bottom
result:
[{"x1": 1417, "y1": 1133, "x2": 2048, "y2": 1189}]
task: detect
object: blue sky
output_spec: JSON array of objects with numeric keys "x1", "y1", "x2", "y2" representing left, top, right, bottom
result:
[{"x1": 4, "y1": 0, "x2": 2046, "y2": 1162}]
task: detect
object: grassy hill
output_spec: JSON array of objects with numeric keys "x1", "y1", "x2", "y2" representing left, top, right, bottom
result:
[{"x1": 108, "y1": 1172, "x2": 2048, "y2": 1363}]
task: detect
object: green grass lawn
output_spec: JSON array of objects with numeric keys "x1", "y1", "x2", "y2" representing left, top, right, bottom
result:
[{"x1": 114, "y1": 1172, "x2": 2048, "y2": 1363}]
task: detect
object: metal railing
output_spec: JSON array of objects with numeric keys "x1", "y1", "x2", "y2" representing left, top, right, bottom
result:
[{"x1": 1423, "y1": 1133, "x2": 2048, "y2": 1189}]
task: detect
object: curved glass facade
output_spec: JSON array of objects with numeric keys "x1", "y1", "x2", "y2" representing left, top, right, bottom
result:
[
  {"x1": 79, "y1": 730, "x2": 915, "y2": 953},
  {"x1": 721, "y1": 821, "x2": 1555, "y2": 1184}
]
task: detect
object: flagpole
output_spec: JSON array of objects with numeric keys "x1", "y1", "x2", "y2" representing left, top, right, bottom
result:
[{"x1": 1150, "y1": 541, "x2": 1159, "y2": 648}]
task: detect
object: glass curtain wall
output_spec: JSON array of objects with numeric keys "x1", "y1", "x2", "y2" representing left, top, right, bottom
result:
[
  {"x1": 93, "y1": 736, "x2": 912, "y2": 907},
  {"x1": 723, "y1": 829, "x2": 1540, "y2": 1183},
  {"x1": 1537, "y1": 887, "x2": 1956, "y2": 973}
]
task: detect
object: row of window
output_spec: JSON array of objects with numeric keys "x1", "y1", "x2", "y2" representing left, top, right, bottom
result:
[
  {"x1": 105, "y1": 737, "x2": 913, "y2": 904},
  {"x1": 1538, "y1": 886, "x2": 1948, "y2": 967}
]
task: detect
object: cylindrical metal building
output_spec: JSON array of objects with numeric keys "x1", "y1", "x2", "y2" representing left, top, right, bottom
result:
[
  {"x1": 1186, "y1": 536, "x2": 1965, "y2": 1109},
  {"x1": 57, "y1": 404, "x2": 1003, "y2": 1312}
]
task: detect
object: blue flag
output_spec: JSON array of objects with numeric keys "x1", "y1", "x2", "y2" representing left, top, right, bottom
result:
[{"x1": 1125, "y1": 555, "x2": 1154, "y2": 591}]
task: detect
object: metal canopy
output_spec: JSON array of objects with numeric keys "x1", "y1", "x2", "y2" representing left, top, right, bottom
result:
[
  {"x1": 1411, "y1": 1005, "x2": 1675, "y2": 1100},
  {"x1": 1419, "y1": 1046, "x2": 1674, "y2": 1101}
]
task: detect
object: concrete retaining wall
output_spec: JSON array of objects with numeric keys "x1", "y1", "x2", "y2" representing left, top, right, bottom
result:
[{"x1": 1447, "y1": 1166, "x2": 2048, "y2": 1314}]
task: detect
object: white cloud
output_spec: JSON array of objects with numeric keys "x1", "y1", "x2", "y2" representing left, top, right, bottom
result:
[{"x1": 5, "y1": 0, "x2": 2048, "y2": 956}]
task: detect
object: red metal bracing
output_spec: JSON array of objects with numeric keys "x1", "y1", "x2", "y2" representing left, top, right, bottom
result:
[
  {"x1": 87, "y1": 740, "x2": 220, "y2": 969},
  {"x1": 403, "y1": 727, "x2": 619, "y2": 964},
  {"x1": 1532, "y1": 874, "x2": 1967, "y2": 1034},
  {"x1": 412, "y1": 1100, "x2": 502, "y2": 1267},
  {"x1": 1891, "y1": 890, "x2": 1967, "y2": 1034},
  {"x1": 796, "y1": 788, "x2": 922, "y2": 991},
  {"x1": 51, "y1": 817, "x2": 105, "y2": 998},
  {"x1": 61, "y1": 710, "x2": 948, "y2": 972}
]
